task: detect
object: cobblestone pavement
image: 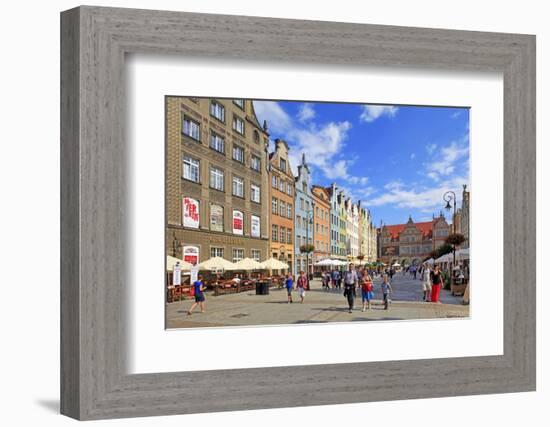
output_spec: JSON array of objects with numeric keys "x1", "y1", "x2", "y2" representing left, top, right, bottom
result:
[{"x1": 167, "y1": 274, "x2": 469, "y2": 329}]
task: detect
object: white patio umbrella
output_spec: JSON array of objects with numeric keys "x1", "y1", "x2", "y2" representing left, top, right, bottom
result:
[
  {"x1": 435, "y1": 253, "x2": 453, "y2": 264},
  {"x1": 392, "y1": 262, "x2": 401, "y2": 267},
  {"x1": 456, "y1": 248, "x2": 470, "y2": 260},
  {"x1": 166, "y1": 255, "x2": 192, "y2": 271},
  {"x1": 424, "y1": 258, "x2": 435, "y2": 265},
  {"x1": 197, "y1": 256, "x2": 236, "y2": 271},
  {"x1": 260, "y1": 258, "x2": 289, "y2": 270},
  {"x1": 232, "y1": 257, "x2": 263, "y2": 271},
  {"x1": 314, "y1": 258, "x2": 336, "y2": 266}
]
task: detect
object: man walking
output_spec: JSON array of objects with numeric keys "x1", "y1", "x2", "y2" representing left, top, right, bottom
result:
[{"x1": 343, "y1": 263, "x2": 359, "y2": 313}]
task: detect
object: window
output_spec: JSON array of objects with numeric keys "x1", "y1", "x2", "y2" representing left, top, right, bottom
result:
[
  {"x1": 287, "y1": 183, "x2": 292, "y2": 196},
  {"x1": 251, "y1": 249, "x2": 261, "y2": 262},
  {"x1": 209, "y1": 167, "x2": 224, "y2": 191},
  {"x1": 279, "y1": 179, "x2": 284, "y2": 192},
  {"x1": 183, "y1": 155, "x2": 199, "y2": 182},
  {"x1": 280, "y1": 158, "x2": 287, "y2": 172},
  {"x1": 272, "y1": 225, "x2": 278, "y2": 241},
  {"x1": 232, "y1": 248, "x2": 244, "y2": 263},
  {"x1": 210, "y1": 132, "x2": 225, "y2": 153},
  {"x1": 287, "y1": 204, "x2": 292, "y2": 219},
  {"x1": 232, "y1": 115, "x2": 245, "y2": 135},
  {"x1": 287, "y1": 229, "x2": 292, "y2": 244},
  {"x1": 279, "y1": 201, "x2": 286, "y2": 217},
  {"x1": 251, "y1": 184, "x2": 260, "y2": 203},
  {"x1": 302, "y1": 182, "x2": 307, "y2": 193},
  {"x1": 210, "y1": 100, "x2": 225, "y2": 122},
  {"x1": 251, "y1": 155, "x2": 261, "y2": 171},
  {"x1": 210, "y1": 247, "x2": 224, "y2": 258},
  {"x1": 272, "y1": 175, "x2": 277, "y2": 188},
  {"x1": 232, "y1": 145, "x2": 244, "y2": 163},
  {"x1": 210, "y1": 204, "x2": 224, "y2": 232},
  {"x1": 233, "y1": 99, "x2": 245, "y2": 109},
  {"x1": 253, "y1": 130, "x2": 260, "y2": 144},
  {"x1": 232, "y1": 176, "x2": 244, "y2": 197},
  {"x1": 280, "y1": 227, "x2": 286, "y2": 243},
  {"x1": 272, "y1": 197, "x2": 278, "y2": 214},
  {"x1": 296, "y1": 216, "x2": 301, "y2": 229},
  {"x1": 183, "y1": 116, "x2": 200, "y2": 141},
  {"x1": 300, "y1": 198, "x2": 304, "y2": 210}
]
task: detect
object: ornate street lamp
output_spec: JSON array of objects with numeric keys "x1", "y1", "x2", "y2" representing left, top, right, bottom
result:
[{"x1": 443, "y1": 190, "x2": 457, "y2": 268}]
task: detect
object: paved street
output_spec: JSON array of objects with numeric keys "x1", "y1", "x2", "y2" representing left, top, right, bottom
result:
[{"x1": 167, "y1": 273, "x2": 469, "y2": 329}]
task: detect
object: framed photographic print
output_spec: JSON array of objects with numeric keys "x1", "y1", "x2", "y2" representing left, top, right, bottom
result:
[{"x1": 61, "y1": 5, "x2": 536, "y2": 420}]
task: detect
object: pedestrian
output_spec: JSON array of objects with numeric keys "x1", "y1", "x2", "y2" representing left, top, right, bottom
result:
[
  {"x1": 323, "y1": 271, "x2": 331, "y2": 291},
  {"x1": 343, "y1": 263, "x2": 359, "y2": 313},
  {"x1": 421, "y1": 263, "x2": 432, "y2": 301},
  {"x1": 430, "y1": 265, "x2": 443, "y2": 303},
  {"x1": 361, "y1": 271, "x2": 374, "y2": 311},
  {"x1": 296, "y1": 270, "x2": 308, "y2": 303},
  {"x1": 412, "y1": 265, "x2": 417, "y2": 280},
  {"x1": 331, "y1": 269, "x2": 339, "y2": 291},
  {"x1": 285, "y1": 273, "x2": 294, "y2": 303},
  {"x1": 381, "y1": 274, "x2": 393, "y2": 310},
  {"x1": 187, "y1": 274, "x2": 206, "y2": 315},
  {"x1": 389, "y1": 268, "x2": 395, "y2": 280}
]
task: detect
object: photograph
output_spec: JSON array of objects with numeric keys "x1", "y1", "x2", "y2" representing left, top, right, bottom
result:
[{"x1": 165, "y1": 97, "x2": 471, "y2": 329}]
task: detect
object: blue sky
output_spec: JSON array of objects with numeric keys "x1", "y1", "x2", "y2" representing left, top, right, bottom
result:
[{"x1": 253, "y1": 100, "x2": 470, "y2": 226}]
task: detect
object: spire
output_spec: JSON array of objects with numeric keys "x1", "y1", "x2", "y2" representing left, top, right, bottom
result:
[
  {"x1": 263, "y1": 120, "x2": 268, "y2": 132},
  {"x1": 302, "y1": 152, "x2": 306, "y2": 165}
]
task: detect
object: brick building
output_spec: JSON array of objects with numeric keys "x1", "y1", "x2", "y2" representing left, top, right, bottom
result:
[{"x1": 165, "y1": 97, "x2": 270, "y2": 265}]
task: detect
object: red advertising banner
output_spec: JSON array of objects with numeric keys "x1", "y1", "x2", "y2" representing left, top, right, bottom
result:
[
  {"x1": 183, "y1": 197, "x2": 200, "y2": 228},
  {"x1": 233, "y1": 210, "x2": 243, "y2": 235},
  {"x1": 183, "y1": 246, "x2": 199, "y2": 265}
]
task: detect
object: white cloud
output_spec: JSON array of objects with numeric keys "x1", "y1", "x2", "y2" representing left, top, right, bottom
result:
[
  {"x1": 426, "y1": 143, "x2": 437, "y2": 155},
  {"x1": 367, "y1": 175, "x2": 469, "y2": 214},
  {"x1": 425, "y1": 141, "x2": 469, "y2": 181},
  {"x1": 410, "y1": 153, "x2": 416, "y2": 160},
  {"x1": 255, "y1": 100, "x2": 378, "y2": 187},
  {"x1": 253, "y1": 101, "x2": 292, "y2": 133},
  {"x1": 359, "y1": 105, "x2": 398, "y2": 123},
  {"x1": 297, "y1": 103, "x2": 315, "y2": 122}
]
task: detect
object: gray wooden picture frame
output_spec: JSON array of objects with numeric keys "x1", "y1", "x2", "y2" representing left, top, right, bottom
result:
[{"x1": 60, "y1": 5, "x2": 536, "y2": 421}]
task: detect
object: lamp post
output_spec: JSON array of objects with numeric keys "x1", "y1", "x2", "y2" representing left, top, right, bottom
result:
[
  {"x1": 305, "y1": 201, "x2": 315, "y2": 279},
  {"x1": 172, "y1": 231, "x2": 180, "y2": 258},
  {"x1": 443, "y1": 190, "x2": 457, "y2": 268}
]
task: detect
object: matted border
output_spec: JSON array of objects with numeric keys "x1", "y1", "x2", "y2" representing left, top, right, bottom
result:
[{"x1": 60, "y1": 5, "x2": 535, "y2": 420}]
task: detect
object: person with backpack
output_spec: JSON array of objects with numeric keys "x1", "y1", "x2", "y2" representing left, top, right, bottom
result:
[
  {"x1": 187, "y1": 275, "x2": 206, "y2": 315},
  {"x1": 381, "y1": 274, "x2": 393, "y2": 310},
  {"x1": 343, "y1": 263, "x2": 359, "y2": 313}
]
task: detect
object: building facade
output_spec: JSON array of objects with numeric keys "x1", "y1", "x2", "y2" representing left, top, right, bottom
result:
[
  {"x1": 311, "y1": 185, "x2": 331, "y2": 268},
  {"x1": 377, "y1": 213, "x2": 450, "y2": 266},
  {"x1": 327, "y1": 184, "x2": 347, "y2": 260},
  {"x1": 268, "y1": 139, "x2": 295, "y2": 272},
  {"x1": 345, "y1": 199, "x2": 360, "y2": 259},
  {"x1": 460, "y1": 184, "x2": 470, "y2": 249},
  {"x1": 358, "y1": 203, "x2": 377, "y2": 263},
  {"x1": 294, "y1": 154, "x2": 314, "y2": 275},
  {"x1": 166, "y1": 97, "x2": 270, "y2": 265}
]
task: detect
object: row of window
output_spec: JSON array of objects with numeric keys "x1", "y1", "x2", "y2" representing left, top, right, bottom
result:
[
  {"x1": 295, "y1": 215, "x2": 312, "y2": 232},
  {"x1": 184, "y1": 107, "x2": 245, "y2": 141},
  {"x1": 210, "y1": 247, "x2": 262, "y2": 263},
  {"x1": 315, "y1": 206, "x2": 329, "y2": 221},
  {"x1": 315, "y1": 241, "x2": 330, "y2": 252},
  {"x1": 271, "y1": 175, "x2": 293, "y2": 196},
  {"x1": 400, "y1": 245, "x2": 433, "y2": 255},
  {"x1": 271, "y1": 225, "x2": 293, "y2": 244},
  {"x1": 183, "y1": 155, "x2": 261, "y2": 202},
  {"x1": 331, "y1": 230, "x2": 347, "y2": 244},
  {"x1": 271, "y1": 197, "x2": 293, "y2": 219},
  {"x1": 183, "y1": 198, "x2": 261, "y2": 237},
  {"x1": 295, "y1": 235, "x2": 312, "y2": 247}
]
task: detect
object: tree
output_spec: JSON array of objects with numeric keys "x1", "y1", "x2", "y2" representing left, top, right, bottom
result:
[
  {"x1": 429, "y1": 243, "x2": 453, "y2": 260},
  {"x1": 299, "y1": 244, "x2": 314, "y2": 254},
  {"x1": 445, "y1": 233, "x2": 466, "y2": 247}
]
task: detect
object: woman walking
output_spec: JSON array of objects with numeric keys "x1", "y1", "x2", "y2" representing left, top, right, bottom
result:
[
  {"x1": 343, "y1": 264, "x2": 359, "y2": 313},
  {"x1": 187, "y1": 275, "x2": 206, "y2": 315},
  {"x1": 430, "y1": 265, "x2": 443, "y2": 303},
  {"x1": 296, "y1": 271, "x2": 308, "y2": 303},
  {"x1": 421, "y1": 263, "x2": 432, "y2": 302}
]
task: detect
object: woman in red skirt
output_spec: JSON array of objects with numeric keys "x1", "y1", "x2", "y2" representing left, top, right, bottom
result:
[{"x1": 430, "y1": 265, "x2": 443, "y2": 303}]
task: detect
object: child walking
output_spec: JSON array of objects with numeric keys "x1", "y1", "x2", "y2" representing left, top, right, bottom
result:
[{"x1": 361, "y1": 272, "x2": 374, "y2": 311}]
